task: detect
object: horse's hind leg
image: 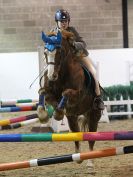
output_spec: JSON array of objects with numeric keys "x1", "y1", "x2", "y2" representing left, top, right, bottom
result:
[
  {"x1": 88, "y1": 110, "x2": 101, "y2": 151},
  {"x1": 67, "y1": 115, "x2": 80, "y2": 153},
  {"x1": 86, "y1": 110, "x2": 101, "y2": 172}
]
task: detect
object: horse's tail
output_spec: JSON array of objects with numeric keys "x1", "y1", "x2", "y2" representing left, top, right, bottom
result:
[{"x1": 78, "y1": 115, "x2": 89, "y2": 132}]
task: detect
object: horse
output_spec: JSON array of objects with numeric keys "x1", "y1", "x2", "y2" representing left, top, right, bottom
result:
[{"x1": 37, "y1": 30, "x2": 102, "y2": 168}]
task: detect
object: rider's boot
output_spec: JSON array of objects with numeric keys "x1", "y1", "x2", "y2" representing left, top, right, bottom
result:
[{"x1": 93, "y1": 95, "x2": 105, "y2": 110}]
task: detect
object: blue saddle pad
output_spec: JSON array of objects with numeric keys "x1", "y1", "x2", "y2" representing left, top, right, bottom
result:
[{"x1": 81, "y1": 65, "x2": 92, "y2": 89}]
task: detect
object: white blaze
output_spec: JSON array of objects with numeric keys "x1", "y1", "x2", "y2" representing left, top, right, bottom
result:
[{"x1": 47, "y1": 50, "x2": 56, "y2": 80}]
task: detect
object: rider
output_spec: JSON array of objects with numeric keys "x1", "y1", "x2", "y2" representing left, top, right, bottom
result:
[{"x1": 53, "y1": 9, "x2": 104, "y2": 110}]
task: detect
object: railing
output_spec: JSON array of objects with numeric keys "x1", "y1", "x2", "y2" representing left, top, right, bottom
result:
[{"x1": 102, "y1": 99, "x2": 133, "y2": 122}]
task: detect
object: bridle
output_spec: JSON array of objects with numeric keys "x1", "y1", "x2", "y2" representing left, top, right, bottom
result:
[
  {"x1": 44, "y1": 46, "x2": 71, "y2": 68},
  {"x1": 44, "y1": 50, "x2": 55, "y2": 65},
  {"x1": 40, "y1": 47, "x2": 67, "y2": 88}
]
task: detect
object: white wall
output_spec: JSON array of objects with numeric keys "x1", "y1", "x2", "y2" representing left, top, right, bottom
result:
[
  {"x1": 89, "y1": 48, "x2": 133, "y2": 87},
  {"x1": 0, "y1": 52, "x2": 39, "y2": 100},
  {"x1": 0, "y1": 48, "x2": 133, "y2": 100}
]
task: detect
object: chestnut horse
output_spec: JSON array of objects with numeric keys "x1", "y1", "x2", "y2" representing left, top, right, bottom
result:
[{"x1": 37, "y1": 30, "x2": 102, "y2": 165}]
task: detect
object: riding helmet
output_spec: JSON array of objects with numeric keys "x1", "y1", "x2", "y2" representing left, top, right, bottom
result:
[{"x1": 55, "y1": 9, "x2": 70, "y2": 22}]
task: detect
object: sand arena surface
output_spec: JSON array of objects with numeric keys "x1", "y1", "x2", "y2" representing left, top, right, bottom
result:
[{"x1": 0, "y1": 112, "x2": 133, "y2": 177}]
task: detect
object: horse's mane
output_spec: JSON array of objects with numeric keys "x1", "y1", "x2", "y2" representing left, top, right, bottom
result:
[
  {"x1": 46, "y1": 30, "x2": 84, "y2": 58},
  {"x1": 61, "y1": 30, "x2": 74, "y2": 39},
  {"x1": 47, "y1": 30, "x2": 74, "y2": 40}
]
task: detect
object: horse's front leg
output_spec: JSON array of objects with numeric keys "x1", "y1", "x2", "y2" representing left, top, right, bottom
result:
[
  {"x1": 53, "y1": 96, "x2": 67, "y2": 121},
  {"x1": 37, "y1": 91, "x2": 49, "y2": 123},
  {"x1": 37, "y1": 89, "x2": 56, "y2": 123},
  {"x1": 62, "y1": 89, "x2": 80, "y2": 105},
  {"x1": 54, "y1": 88, "x2": 80, "y2": 121}
]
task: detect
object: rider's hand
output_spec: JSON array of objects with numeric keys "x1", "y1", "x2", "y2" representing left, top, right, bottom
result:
[{"x1": 73, "y1": 42, "x2": 83, "y2": 51}]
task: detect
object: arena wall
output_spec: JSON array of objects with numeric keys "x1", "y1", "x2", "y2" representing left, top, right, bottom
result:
[{"x1": 0, "y1": 0, "x2": 133, "y2": 53}]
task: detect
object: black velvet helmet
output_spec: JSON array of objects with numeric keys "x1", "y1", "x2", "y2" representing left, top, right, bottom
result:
[{"x1": 55, "y1": 9, "x2": 70, "y2": 22}]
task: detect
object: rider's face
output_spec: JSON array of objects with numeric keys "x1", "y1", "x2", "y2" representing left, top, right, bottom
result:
[{"x1": 58, "y1": 20, "x2": 69, "y2": 30}]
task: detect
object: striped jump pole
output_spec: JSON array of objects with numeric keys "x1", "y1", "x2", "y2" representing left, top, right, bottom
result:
[
  {"x1": 0, "y1": 105, "x2": 37, "y2": 113},
  {"x1": 0, "y1": 104, "x2": 54, "y2": 114},
  {"x1": 0, "y1": 99, "x2": 38, "y2": 107},
  {"x1": 1, "y1": 102, "x2": 38, "y2": 108},
  {"x1": 0, "y1": 145, "x2": 133, "y2": 171},
  {"x1": 0, "y1": 114, "x2": 38, "y2": 126},
  {"x1": 0, "y1": 131, "x2": 133, "y2": 142},
  {"x1": 0, "y1": 118, "x2": 39, "y2": 130},
  {"x1": 0, "y1": 105, "x2": 53, "y2": 126}
]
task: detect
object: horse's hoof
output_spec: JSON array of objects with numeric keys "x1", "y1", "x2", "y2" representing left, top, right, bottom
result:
[
  {"x1": 86, "y1": 159, "x2": 95, "y2": 174},
  {"x1": 86, "y1": 159, "x2": 93, "y2": 167},
  {"x1": 37, "y1": 105, "x2": 49, "y2": 123},
  {"x1": 53, "y1": 108, "x2": 64, "y2": 121},
  {"x1": 87, "y1": 166, "x2": 95, "y2": 174}
]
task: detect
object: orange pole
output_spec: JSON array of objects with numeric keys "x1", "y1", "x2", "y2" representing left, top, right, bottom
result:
[
  {"x1": 80, "y1": 148, "x2": 116, "y2": 160},
  {"x1": 0, "y1": 161, "x2": 30, "y2": 171}
]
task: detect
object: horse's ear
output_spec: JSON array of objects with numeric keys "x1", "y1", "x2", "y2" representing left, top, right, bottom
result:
[
  {"x1": 42, "y1": 30, "x2": 62, "y2": 44},
  {"x1": 42, "y1": 31, "x2": 49, "y2": 43},
  {"x1": 47, "y1": 31, "x2": 57, "y2": 36}
]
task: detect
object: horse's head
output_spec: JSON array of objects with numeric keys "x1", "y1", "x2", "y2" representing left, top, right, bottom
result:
[
  {"x1": 42, "y1": 30, "x2": 74, "y2": 81},
  {"x1": 42, "y1": 30, "x2": 62, "y2": 81}
]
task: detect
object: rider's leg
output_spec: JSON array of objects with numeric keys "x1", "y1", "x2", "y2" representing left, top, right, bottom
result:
[{"x1": 81, "y1": 56, "x2": 104, "y2": 110}]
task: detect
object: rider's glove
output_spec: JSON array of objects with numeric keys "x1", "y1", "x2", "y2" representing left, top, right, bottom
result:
[{"x1": 73, "y1": 42, "x2": 83, "y2": 51}]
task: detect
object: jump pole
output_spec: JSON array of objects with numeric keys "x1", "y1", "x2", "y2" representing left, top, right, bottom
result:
[
  {"x1": 0, "y1": 105, "x2": 37, "y2": 113},
  {"x1": 1, "y1": 102, "x2": 38, "y2": 108},
  {"x1": 0, "y1": 113, "x2": 38, "y2": 126},
  {"x1": 0, "y1": 99, "x2": 38, "y2": 107},
  {"x1": 0, "y1": 104, "x2": 53, "y2": 126},
  {"x1": 1, "y1": 131, "x2": 133, "y2": 142},
  {"x1": 0, "y1": 145, "x2": 133, "y2": 171},
  {"x1": 0, "y1": 118, "x2": 39, "y2": 130}
]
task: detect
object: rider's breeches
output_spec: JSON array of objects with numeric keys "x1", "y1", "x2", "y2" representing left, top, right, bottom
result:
[{"x1": 80, "y1": 56, "x2": 101, "y2": 96}]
